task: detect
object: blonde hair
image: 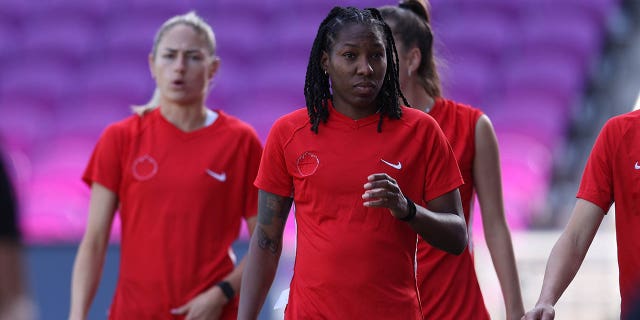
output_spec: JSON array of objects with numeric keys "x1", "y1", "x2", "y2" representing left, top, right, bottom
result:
[{"x1": 132, "y1": 11, "x2": 217, "y2": 115}]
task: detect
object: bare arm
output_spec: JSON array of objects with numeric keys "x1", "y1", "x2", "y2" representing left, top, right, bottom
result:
[
  {"x1": 224, "y1": 216, "x2": 257, "y2": 295},
  {"x1": 69, "y1": 183, "x2": 118, "y2": 320},
  {"x1": 238, "y1": 190, "x2": 292, "y2": 320},
  {"x1": 523, "y1": 199, "x2": 604, "y2": 320},
  {"x1": 363, "y1": 174, "x2": 467, "y2": 255},
  {"x1": 473, "y1": 115, "x2": 524, "y2": 319}
]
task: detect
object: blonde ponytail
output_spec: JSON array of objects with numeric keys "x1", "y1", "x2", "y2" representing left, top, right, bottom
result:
[{"x1": 131, "y1": 87, "x2": 160, "y2": 116}]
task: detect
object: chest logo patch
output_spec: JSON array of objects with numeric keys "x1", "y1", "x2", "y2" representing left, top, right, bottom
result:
[
  {"x1": 297, "y1": 152, "x2": 319, "y2": 176},
  {"x1": 635, "y1": 161, "x2": 640, "y2": 170},
  {"x1": 132, "y1": 155, "x2": 158, "y2": 181},
  {"x1": 381, "y1": 159, "x2": 402, "y2": 170}
]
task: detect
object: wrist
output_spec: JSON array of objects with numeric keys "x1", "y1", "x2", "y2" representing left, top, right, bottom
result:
[
  {"x1": 216, "y1": 280, "x2": 235, "y2": 303},
  {"x1": 399, "y1": 195, "x2": 417, "y2": 222}
]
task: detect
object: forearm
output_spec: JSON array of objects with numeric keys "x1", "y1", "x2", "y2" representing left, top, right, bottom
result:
[
  {"x1": 536, "y1": 234, "x2": 588, "y2": 307},
  {"x1": 408, "y1": 204, "x2": 467, "y2": 255},
  {"x1": 238, "y1": 226, "x2": 281, "y2": 320},
  {"x1": 69, "y1": 239, "x2": 108, "y2": 320},
  {"x1": 484, "y1": 225, "x2": 524, "y2": 318}
]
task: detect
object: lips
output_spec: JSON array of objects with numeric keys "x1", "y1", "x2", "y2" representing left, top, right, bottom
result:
[
  {"x1": 170, "y1": 79, "x2": 186, "y2": 90},
  {"x1": 353, "y1": 81, "x2": 377, "y2": 95}
]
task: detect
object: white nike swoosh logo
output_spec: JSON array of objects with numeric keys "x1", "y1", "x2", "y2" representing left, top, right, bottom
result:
[
  {"x1": 206, "y1": 169, "x2": 227, "y2": 182},
  {"x1": 635, "y1": 161, "x2": 640, "y2": 170},
  {"x1": 381, "y1": 159, "x2": 402, "y2": 170}
]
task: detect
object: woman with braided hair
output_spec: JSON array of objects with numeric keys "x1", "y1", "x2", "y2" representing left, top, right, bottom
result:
[
  {"x1": 380, "y1": 1, "x2": 524, "y2": 319},
  {"x1": 239, "y1": 6, "x2": 467, "y2": 319}
]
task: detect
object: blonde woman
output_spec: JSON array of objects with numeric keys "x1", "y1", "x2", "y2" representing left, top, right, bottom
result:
[{"x1": 69, "y1": 12, "x2": 262, "y2": 320}]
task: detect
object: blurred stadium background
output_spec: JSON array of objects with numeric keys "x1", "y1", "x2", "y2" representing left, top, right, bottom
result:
[{"x1": 1, "y1": 0, "x2": 639, "y2": 319}]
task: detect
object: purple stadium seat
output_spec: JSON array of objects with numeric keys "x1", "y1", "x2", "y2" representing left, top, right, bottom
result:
[
  {"x1": 435, "y1": 9, "x2": 515, "y2": 63},
  {"x1": 22, "y1": 16, "x2": 98, "y2": 65},
  {"x1": 206, "y1": 14, "x2": 268, "y2": 62},
  {"x1": 0, "y1": 0, "x2": 27, "y2": 24},
  {"x1": 28, "y1": 0, "x2": 109, "y2": 22},
  {"x1": 501, "y1": 55, "x2": 584, "y2": 108},
  {"x1": 0, "y1": 21, "x2": 19, "y2": 64},
  {"x1": 0, "y1": 97, "x2": 54, "y2": 156},
  {"x1": 103, "y1": 16, "x2": 160, "y2": 63},
  {"x1": 439, "y1": 55, "x2": 495, "y2": 108},
  {"x1": 0, "y1": 60, "x2": 78, "y2": 106},
  {"x1": 498, "y1": 132, "x2": 553, "y2": 224},
  {"x1": 517, "y1": 9, "x2": 603, "y2": 71},
  {"x1": 23, "y1": 135, "x2": 98, "y2": 243},
  {"x1": 81, "y1": 58, "x2": 154, "y2": 109}
]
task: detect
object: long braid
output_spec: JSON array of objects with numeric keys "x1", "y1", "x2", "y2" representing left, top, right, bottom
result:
[
  {"x1": 365, "y1": 8, "x2": 409, "y2": 132},
  {"x1": 305, "y1": 8, "x2": 343, "y2": 133},
  {"x1": 305, "y1": 7, "x2": 409, "y2": 134}
]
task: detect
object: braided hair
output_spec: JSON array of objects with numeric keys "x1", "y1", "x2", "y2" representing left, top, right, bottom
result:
[
  {"x1": 304, "y1": 6, "x2": 409, "y2": 133},
  {"x1": 379, "y1": 0, "x2": 442, "y2": 98}
]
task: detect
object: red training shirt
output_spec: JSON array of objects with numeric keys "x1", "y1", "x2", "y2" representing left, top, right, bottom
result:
[
  {"x1": 416, "y1": 98, "x2": 490, "y2": 319},
  {"x1": 255, "y1": 103, "x2": 463, "y2": 320},
  {"x1": 576, "y1": 109, "x2": 640, "y2": 316},
  {"x1": 83, "y1": 108, "x2": 262, "y2": 319}
]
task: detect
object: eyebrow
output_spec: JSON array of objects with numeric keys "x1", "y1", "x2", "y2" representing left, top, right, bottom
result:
[
  {"x1": 162, "y1": 48, "x2": 204, "y2": 54},
  {"x1": 340, "y1": 43, "x2": 385, "y2": 49}
]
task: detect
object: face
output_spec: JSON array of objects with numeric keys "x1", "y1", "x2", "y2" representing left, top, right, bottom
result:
[
  {"x1": 321, "y1": 23, "x2": 387, "y2": 118},
  {"x1": 150, "y1": 24, "x2": 218, "y2": 107}
]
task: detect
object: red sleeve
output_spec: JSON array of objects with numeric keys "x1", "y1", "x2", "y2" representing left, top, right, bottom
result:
[
  {"x1": 254, "y1": 119, "x2": 294, "y2": 197},
  {"x1": 242, "y1": 129, "x2": 263, "y2": 219},
  {"x1": 423, "y1": 118, "x2": 464, "y2": 202},
  {"x1": 576, "y1": 120, "x2": 616, "y2": 212},
  {"x1": 82, "y1": 124, "x2": 123, "y2": 194}
]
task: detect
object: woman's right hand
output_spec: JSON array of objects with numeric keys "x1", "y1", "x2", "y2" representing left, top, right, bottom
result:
[{"x1": 521, "y1": 304, "x2": 555, "y2": 320}]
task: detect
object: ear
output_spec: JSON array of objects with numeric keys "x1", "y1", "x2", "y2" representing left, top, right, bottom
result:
[
  {"x1": 321, "y1": 51, "x2": 329, "y2": 74},
  {"x1": 208, "y1": 56, "x2": 220, "y2": 80},
  {"x1": 407, "y1": 47, "x2": 421, "y2": 76},
  {"x1": 148, "y1": 53, "x2": 156, "y2": 79}
]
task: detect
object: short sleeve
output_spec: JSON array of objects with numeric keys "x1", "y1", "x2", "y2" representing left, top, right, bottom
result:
[
  {"x1": 82, "y1": 125, "x2": 124, "y2": 194},
  {"x1": 576, "y1": 120, "x2": 616, "y2": 212},
  {"x1": 242, "y1": 129, "x2": 263, "y2": 219},
  {"x1": 423, "y1": 119, "x2": 464, "y2": 202},
  {"x1": 254, "y1": 119, "x2": 294, "y2": 197}
]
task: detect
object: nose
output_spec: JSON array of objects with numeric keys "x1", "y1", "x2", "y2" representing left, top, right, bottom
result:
[
  {"x1": 173, "y1": 54, "x2": 187, "y2": 73},
  {"x1": 356, "y1": 57, "x2": 374, "y2": 76}
]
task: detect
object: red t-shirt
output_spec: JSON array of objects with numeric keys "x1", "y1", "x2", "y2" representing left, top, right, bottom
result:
[
  {"x1": 416, "y1": 98, "x2": 489, "y2": 319},
  {"x1": 83, "y1": 108, "x2": 262, "y2": 319},
  {"x1": 576, "y1": 109, "x2": 640, "y2": 316},
  {"x1": 255, "y1": 104, "x2": 463, "y2": 320}
]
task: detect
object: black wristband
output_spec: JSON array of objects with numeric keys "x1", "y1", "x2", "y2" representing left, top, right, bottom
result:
[
  {"x1": 216, "y1": 281, "x2": 235, "y2": 301},
  {"x1": 400, "y1": 195, "x2": 417, "y2": 222}
]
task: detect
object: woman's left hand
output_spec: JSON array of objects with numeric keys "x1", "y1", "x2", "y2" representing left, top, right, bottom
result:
[
  {"x1": 170, "y1": 285, "x2": 227, "y2": 320},
  {"x1": 362, "y1": 173, "x2": 411, "y2": 219}
]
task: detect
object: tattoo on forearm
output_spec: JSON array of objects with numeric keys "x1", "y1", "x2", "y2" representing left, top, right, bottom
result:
[
  {"x1": 257, "y1": 192, "x2": 292, "y2": 225},
  {"x1": 257, "y1": 226, "x2": 280, "y2": 255}
]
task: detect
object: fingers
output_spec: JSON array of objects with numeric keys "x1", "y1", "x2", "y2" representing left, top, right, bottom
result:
[
  {"x1": 362, "y1": 188, "x2": 394, "y2": 207},
  {"x1": 170, "y1": 304, "x2": 189, "y2": 315},
  {"x1": 363, "y1": 173, "x2": 403, "y2": 208},
  {"x1": 366, "y1": 173, "x2": 397, "y2": 184}
]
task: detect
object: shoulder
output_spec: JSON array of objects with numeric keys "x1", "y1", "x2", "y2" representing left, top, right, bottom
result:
[
  {"x1": 401, "y1": 106, "x2": 439, "y2": 128},
  {"x1": 439, "y1": 98, "x2": 484, "y2": 120},
  {"x1": 606, "y1": 109, "x2": 640, "y2": 130},
  {"x1": 271, "y1": 108, "x2": 310, "y2": 133},
  {"x1": 100, "y1": 113, "x2": 146, "y2": 140},
  {"x1": 598, "y1": 109, "x2": 640, "y2": 141},
  {"x1": 217, "y1": 111, "x2": 260, "y2": 137}
]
